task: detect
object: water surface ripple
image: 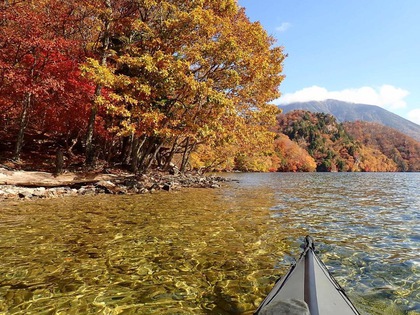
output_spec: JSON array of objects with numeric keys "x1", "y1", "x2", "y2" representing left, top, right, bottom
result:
[{"x1": 0, "y1": 173, "x2": 418, "y2": 314}]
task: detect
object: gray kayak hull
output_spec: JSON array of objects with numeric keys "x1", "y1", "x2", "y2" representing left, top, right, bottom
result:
[{"x1": 254, "y1": 236, "x2": 360, "y2": 315}]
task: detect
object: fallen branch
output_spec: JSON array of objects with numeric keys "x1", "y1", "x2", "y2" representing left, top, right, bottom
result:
[{"x1": 0, "y1": 168, "x2": 118, "y2": 187}]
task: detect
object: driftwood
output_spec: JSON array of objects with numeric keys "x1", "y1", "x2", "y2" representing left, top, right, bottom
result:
[{"x1": 0, "y1": 168, "x2": 118, "y2": 187}]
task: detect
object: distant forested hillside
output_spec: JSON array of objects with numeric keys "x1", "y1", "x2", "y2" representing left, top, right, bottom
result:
[
  {"x1": 278, "y1": 100, "x2": 420, "y2": 142},
  {"x1": 276, "y1": 110, "x2": 420, "y2": 172},
  {"x1": 343, "y1": 121, "x2": 420, "y2": 171}
]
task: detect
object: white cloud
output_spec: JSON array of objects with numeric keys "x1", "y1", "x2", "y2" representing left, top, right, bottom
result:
[
  {"x1": 408, "y1": 109, "x2": 420, "y2": 125},
  {"x1": 276, "y1": 85, "x2": 409, "y2": 111},
  {"x1": 276, "y1": 22, "x2": 291, "y2": 33}
]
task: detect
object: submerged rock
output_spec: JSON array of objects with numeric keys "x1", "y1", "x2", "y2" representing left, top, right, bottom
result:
[{"x1": 162, "y1": 183, "x2": 172, "y2": 191}]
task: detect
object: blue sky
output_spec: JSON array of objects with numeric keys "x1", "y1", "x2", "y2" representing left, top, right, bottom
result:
[{"x1": 238, "y1": 0, "x2": 420, "y2": 125}]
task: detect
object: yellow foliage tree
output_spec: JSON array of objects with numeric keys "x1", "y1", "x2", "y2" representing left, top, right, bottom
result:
[{"x1": 81, "y1": 0, "x2": 286, "y2": 172}]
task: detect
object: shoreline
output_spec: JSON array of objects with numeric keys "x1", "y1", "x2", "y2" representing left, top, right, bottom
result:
[{"x1": 0, "y1": 168, "x2": 229, "y2": 201}]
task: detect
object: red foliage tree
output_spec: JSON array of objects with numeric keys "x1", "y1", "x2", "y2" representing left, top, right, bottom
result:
[{"x1": 0, "y1": 0, "x2": 93, "y2": 160}]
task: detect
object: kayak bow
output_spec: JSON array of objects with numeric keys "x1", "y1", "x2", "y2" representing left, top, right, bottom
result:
[{"x1": 254, "y1": 236, "x2": 361, "y2": 315}]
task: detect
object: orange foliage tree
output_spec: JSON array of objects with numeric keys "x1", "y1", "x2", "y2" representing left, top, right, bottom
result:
[
  {"x1": 273, "y1": 134, "x2": 317, "y2": 172},
  {"x1": 81, "y1": 0, "x2": 286, "y2": 172}
]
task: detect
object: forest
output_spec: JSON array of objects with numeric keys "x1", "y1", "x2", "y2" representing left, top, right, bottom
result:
[
  {"x1": 1, "y1": 1, "x2": 419, "y2": 174},
  {"x1": 0, "y1": 0, "x2": 284, "y2": 173},
  {"x1": 275, "y1": 111, "x2": 420, "y2": 172},
  {"x1": 343, "y1": 120, "x2": 420, "y2": 172}
]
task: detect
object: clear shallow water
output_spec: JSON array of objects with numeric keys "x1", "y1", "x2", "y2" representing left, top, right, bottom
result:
[
  {"x1": 226, "y1": 173, "x2": 420, "y2": 314},
  {"x1": 0, "y1": 173, "x2": 419, "y2": 314}
]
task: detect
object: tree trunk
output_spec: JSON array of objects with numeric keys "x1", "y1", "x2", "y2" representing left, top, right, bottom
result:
[
  {"x1": 14, "y1": 93, "x2": 31, "y2": 160},
  {"x1": 137, "y1": 136, "x2": 163, "y2": 173},
  {"x1": 55, "y1": 149, "x2": 64, "y2": 175},
  {"x1": 121, "y1": 135, "x2": 133, "y2": 165},
  {"x1": 163, "y1": 136, "x2": 179, "y2": 170},
  {"x1": 85, "y1": 0, "x2": 111, "y2": 166},
  {"x1": 180, "y1": 138, "x2": 197, "y2": 173},
  {"x1": 85, "y1": 86, "x2": 99, "y2": 166},
  {"x1": 136, "y1": 137, "x2": 151, "y2": 171},
  {"x1": 144, "y1": 141, "x2": 163, "y2": 171},
  {"x1": 180, "y1": 137, "x2": 190, "y2": 173},
  {"x1": 130, "y1": 136, "x2": 140, "y2": 173},
  {"x1": 128, "y1": 136, "x2": 145, "y2": 173}
]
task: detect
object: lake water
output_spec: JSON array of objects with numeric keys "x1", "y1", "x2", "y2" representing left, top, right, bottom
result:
[{"x1": 0, "y1": 173, "x2": 419, "y2": 314}]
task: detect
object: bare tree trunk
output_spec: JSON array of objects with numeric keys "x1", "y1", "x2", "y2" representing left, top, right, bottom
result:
[
  {"x1": 144, "y1": 141, "x2": 163, "y2": 171},
  {"x1": 130, "y1": 135, "x2": 146, "y2": 173},
  {"x1": 130, "y1": 136, "x2": 139, "y2": 173},
  {"x1": 180, "y1": 137, "x2": 190, "y2": 173},
  {"x1": 180, "y1": 138, "x2": 197, "y2": 173},
  {"x1": 65, "y1": 131, "x2": 81, "y2": 160},
  {"x1": 163, "y1": 136, "x2": 179, "y2": 170},
  {"x1": 55, "y1": 149, "x2": 64, "y2": 175},
  {"x1": 121, "y1": 135, "x2": 133, "y2": 165},
  {"x1": 137, "y1": 137, "x2": 152, "y2": 172},
  {"x1": 85, "y1": 86, "x2": 100, "y2": 165},
  {"x1": 14, "y1": 93, "x2": 31, "y2": 160},
  {"x1": 137, "y1": 136, "x2": 164, "y2": 173}
]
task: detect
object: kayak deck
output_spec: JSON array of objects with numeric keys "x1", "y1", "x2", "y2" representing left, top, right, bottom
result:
[{"x1": 254, "y1": 236, "x2": 360, "y2": 315}]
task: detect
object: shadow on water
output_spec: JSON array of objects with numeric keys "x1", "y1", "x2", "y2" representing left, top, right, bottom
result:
[{"x1": 0, "y1": 172, "x2": 419, "y2": 314}]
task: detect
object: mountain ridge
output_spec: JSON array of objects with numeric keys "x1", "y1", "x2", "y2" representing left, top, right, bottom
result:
[{"x1": 278, "y1": 99, "x2": 420, "y2": 142}]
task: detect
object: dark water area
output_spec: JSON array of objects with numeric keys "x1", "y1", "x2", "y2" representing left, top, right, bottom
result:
[{"x1": 0, "y1": 173, "x2": 419, "y2": 314}]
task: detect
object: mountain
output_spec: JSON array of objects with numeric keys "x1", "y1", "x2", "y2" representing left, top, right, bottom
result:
[{"x1": 278, "y1": 99, "x2": 420, "y2": 142}]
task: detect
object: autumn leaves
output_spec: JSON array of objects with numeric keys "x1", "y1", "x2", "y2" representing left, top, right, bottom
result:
[{"x1": 0, "y1": 0, "x2": 285, "y2": 172}]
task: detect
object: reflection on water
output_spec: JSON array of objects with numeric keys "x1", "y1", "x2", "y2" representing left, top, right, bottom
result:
[{"x1": 0, "y1": 173, "x2": 419, "y2": 314}]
